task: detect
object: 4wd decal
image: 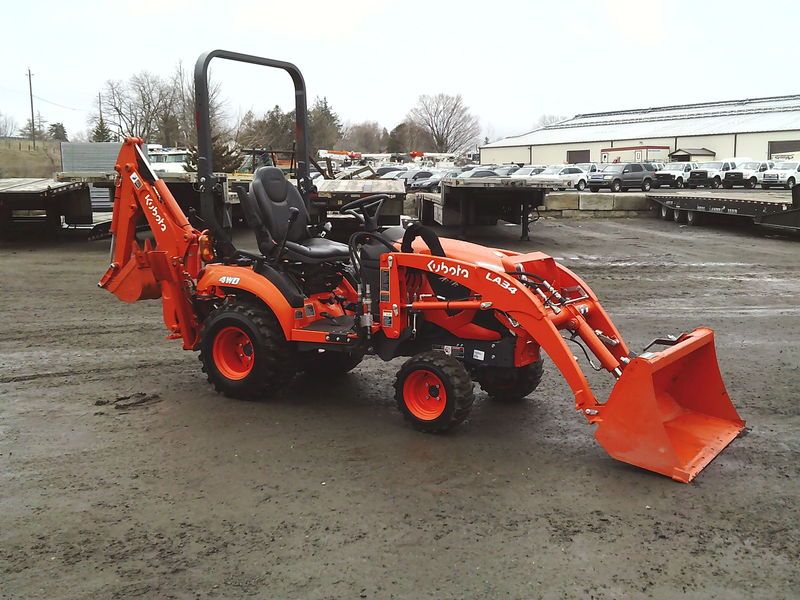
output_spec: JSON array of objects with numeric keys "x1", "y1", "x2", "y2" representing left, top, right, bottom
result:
[
  {"x1": 218, "y1": 276, "x2": 241, "y2": 285},
  {"x1": 427, "y1": 259, "x2": 470, "y2": 279},
  {"x1": 485, "y1": 272, "x2": 518, "y2": 295}
]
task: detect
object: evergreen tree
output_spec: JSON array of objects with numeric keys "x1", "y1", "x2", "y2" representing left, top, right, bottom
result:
[
  {"x1": 184, "y1": 133, "x2": 240, "y2": 173},
  {"x1": 91, "y1": 116, "x2": 113, "y2": 142},
  {"x1": 307, "y1": 97, "x2": 343, "y2": 153},
  {"x1": 18, "y1": 112, "x2": 47, "y2": 141},
  {"x1": 48, "y1": 122, "x2": 69, "y2": 141}
]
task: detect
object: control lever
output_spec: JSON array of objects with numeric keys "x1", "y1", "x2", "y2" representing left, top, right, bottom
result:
[{"x1": 276, "y1": 206, "x2": 301, "y2": 259}]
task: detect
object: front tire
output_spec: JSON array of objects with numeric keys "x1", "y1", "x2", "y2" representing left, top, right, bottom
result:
[
  {"x1": 610, "y1": 179, "x2": 622, "y2": 193},
  {"x1": 676, "y1": 177, "x2": 684, "y2": 188},
  {"x1": 394, "y1": 351, "x2": 474, "y2": 433},
  {"x1": 710, "y1": 176, "x2": 721, "y2": 189},
  {"x1": 785, "y1": 177, "x2": 796, "y2": 190},
  {"x1": 476, "y1": 360, "x2": 544, "y2": 402},
  {"x1": 199, "y1": 301, "x2": 297, "y2": 399},
  {"x1": 747, "y1": 177, "x2": 757, "y2": 189}
]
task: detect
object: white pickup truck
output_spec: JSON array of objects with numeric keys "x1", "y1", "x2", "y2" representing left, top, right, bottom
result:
[
  {"x1": 761, "y1": 161, "x2": 800, "y2": 189},
  {"x1": 686, "y1": 159, "x2": 742, "y2": 189},
  {"x1": 722, "y1": 161, "x2": 774, "y2": 189},
  {"x1": 653, "y1": 162, "x2": 698, "y2": 189}
]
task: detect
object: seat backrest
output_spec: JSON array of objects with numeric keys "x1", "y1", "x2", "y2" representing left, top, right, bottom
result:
[{"x1": 243, "y1": 167, "x2": 310, "y2": 255}]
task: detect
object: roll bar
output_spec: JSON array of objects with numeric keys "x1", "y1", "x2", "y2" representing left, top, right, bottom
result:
[{"x1": 193, "y1": 49, "x2": 313, "y2": 254}]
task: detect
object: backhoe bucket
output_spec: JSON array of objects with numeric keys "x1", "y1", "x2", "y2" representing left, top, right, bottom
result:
[{"x1": 595, "y1": 328, "x2": 745, "y2": 482}]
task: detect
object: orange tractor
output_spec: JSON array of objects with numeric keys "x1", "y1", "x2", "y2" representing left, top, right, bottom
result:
[{"x1": 99, "y1": 50, "x2": 745, "y2": 482}]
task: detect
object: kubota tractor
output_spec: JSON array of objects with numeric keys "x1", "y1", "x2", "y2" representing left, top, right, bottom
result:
[{"x1": 99, "y1": 50, "x2": 745, "y2": 482}]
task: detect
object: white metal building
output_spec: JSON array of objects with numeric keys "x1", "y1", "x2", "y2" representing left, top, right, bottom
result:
[{"x1": 480, "y1": 95, "x2": 800, "y2": 165}]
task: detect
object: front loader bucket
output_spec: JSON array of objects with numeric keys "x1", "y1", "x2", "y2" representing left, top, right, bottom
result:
[{"x1": 595, "y1": 328, "x2": 745, "y2": 482}]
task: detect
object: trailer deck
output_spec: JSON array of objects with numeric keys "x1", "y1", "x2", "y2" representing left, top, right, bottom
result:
[
  {"x1": 0, "y1": 178, "x2": 92, "y2": 238},
  {"x1": 416, "y1": 177, "x2": 557, "y2": 240},
  {"x1": 648, "y1": 186, "x2": 800, "y2": 232}
]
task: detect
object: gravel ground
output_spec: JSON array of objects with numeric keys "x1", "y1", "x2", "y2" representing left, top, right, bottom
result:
[{"x1": 1, "y1": 216, "x2": 798, "y2": 599}]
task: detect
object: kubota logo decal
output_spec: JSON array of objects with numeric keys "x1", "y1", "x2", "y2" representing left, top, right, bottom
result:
[
  {"x1": 427, "y1": 259, "x2": 470, "y2": 279},
  {"x1": 144, "y1": 192, "x2": 167, "y2": 232},
  {"x1": 486, "y1": 272, "x2": 518, "y2": 294},
  {"x1": 219, "y1": 276, "x2": 241, "y2": 285}
]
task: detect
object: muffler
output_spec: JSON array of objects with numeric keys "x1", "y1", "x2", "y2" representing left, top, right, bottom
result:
[{"x1": 594, "y1": 328, "x2": 745, "y2": 482}]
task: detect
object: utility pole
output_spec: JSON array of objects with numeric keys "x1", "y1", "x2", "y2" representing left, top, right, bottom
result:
[{"x1": 26, "y1": 67, "x2": 35, "y2": 149}]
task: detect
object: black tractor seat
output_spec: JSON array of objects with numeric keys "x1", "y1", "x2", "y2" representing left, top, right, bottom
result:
[{"x1": 240, "y1": 166, "x2": 349, "y2": 264}]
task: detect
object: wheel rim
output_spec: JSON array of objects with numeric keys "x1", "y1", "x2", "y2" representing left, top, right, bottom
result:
[
  {"x1": 403, "y1": 370, "x2": 447, "y2": 420},
  {"x1": 213, "y1": 326, "x2": 255, "y2": 380}
]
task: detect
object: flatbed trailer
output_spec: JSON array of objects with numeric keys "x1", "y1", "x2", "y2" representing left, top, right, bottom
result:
[
  {"x1": 0, "y1": 178, "x2": 92, "y2": 238},
  {"x1": 416, "y1": 177, "x2": 556, "y2": 241},
  {"x1": 648, "y1": 185, "x2": 800, "y2": 232}
]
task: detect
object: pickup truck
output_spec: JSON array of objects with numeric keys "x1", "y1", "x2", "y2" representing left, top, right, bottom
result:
[
  {"x1": 722, "y1": 161, "x2": 774, "y2": 189},
  {"x1": 653, "y1": 162, "x2": 698, "y2": 189},
  {"x1": 761, "y1": 161, "x2": 800, "y2": 189},
  {"x1": 687, "y1": 160, "x2": 737, "y2": 188}
]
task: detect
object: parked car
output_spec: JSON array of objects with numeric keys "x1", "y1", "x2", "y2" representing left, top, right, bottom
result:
[
  {"x1": 379, "y1": 170, "x2": 406, "y2": 180},
  {"x1": 410, "y1": 169, "x2": 461, "y2": 192},
  {"x1": 645, "y1": 162, "x2": 666, "y2": 172},
  {"x1": 653, "y1": 162, "x2": 698, "y2": 189},
  {"x1": 532, "y1": 165, "x2": 588, "y2": 191},
  {"x1": 723, "y1": 161, "x2": 774, "y2": 188},
  {"x1": 456, "y1": 168, "x2": 499, "y2": 179},
  {"x1": 687, "y1": 161, "x2": 737, "y2": 188},
  {"x1": 761, "y1": 161, "x2": 800, "y2": 189},
  {"x1": 587, "y1": 163, "x2": 654, "y2": 192},
  {"x1": 511, "y1": 165, "x2": 547, "y2": 177},
  {"x1": 493, "y1": 165, "x2": 520, "y2": 177},
  {"x1": 575, "y1": 162, "x2": 600, "y2": 174},
  {"x1": 375, "y1": 166, "x2": 405, "y2": 177},
  {"x1": 396, "y1": 169, "x2": 434, "y2": 188}
]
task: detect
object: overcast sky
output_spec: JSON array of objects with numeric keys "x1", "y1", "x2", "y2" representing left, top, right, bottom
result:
[{"x1": 2, "y1": 0, "x2": 799, "y2": 145}]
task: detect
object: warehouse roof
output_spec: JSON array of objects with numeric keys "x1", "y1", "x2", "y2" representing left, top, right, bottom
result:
[{"x1": 483, "y1": 95, "x2": 800, "y2": 148}]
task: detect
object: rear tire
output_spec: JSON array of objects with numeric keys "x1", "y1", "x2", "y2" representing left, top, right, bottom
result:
[
  {"x1": 298, "y1": 349, "x2": 364, "y2": 376},
  {"x1": 641, "y1": 178, "x2": 652, "y2": 192},
  {"x1": 676, "y1": 177, "x2": 684, "y2": 188},
  {"x1": 200, "y1": 301, "x2": 297, "y2": 399},
  {"x1": 477, "y1": 360, "x2": 544, "y2": 402},
  {"x1": 710, "y1": 176, "x2": 721, "y2": 189},
  {"x1": 394, "y1": 351, "x2": 474, "y2": 433},
  {"x1": 589, "y1": 186, "x2": 600, "y2": 193},
  {"x1": 576, "y1": 179, "x2": 586, "y2": 191},
  {"x1": 747, "y1": 178, "x2": 757, "y2": 189},
  {"x1": 786, "y1": 177, "x2": 796, "y2": 190}
]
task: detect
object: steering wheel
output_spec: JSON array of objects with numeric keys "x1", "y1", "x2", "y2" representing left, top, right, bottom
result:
[{"x1": 341, "y1": 193, "x2": 388, "y2": 232}]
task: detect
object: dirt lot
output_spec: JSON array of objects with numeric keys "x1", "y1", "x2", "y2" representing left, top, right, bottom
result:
[{"x1": 1, "y1": 217, "x2": 798, "y2": 599}]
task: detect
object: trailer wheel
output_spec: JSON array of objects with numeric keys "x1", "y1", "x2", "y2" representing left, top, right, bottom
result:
[
  {"x1": 660, "y1": 204, "x2": 674, "y2": 221},
  {"x1": 394, "y1": 351, "x2": 474, "y2": 433},
  {"x1": 298, "y1": 349, "x2": 364, "y2": 376},
  {"x1": 673, "y1": 209, "x2": 687, "y2": 223},
  {"x1": 610, "y1": 179, "x2": 622, "y2": 193},
  {"x1": 785, "y1": 177, "x2": 796, "y2": 190},
  {"x1": 477, "y1": 360, "x2": 544, "y2": 402},
  {"x1": 686, "y1": 210, "x2": 703, "y2": 226},
  {"x1": 199, "y1": 301, "x2": 297, "y2": 399}
]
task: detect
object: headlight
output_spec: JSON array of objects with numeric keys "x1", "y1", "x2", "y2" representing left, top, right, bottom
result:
[{"x1": 603, "y1": 175, "x2": 612, "y2": 180}]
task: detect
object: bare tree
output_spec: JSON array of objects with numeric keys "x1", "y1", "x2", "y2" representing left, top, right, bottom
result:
[
  {"x1": 0, "y1": 110, "x2": 18, "y2": 137},
  {"x1": 337, "y1": 121, "x2": 384, "y2": 153},
  {"x1": 408, "y1": 94, "x2": 480, "y2": 154}
]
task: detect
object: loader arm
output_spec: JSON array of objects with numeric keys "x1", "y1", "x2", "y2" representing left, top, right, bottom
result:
[
  {"x1": 99, "y1": 138, "x2": 203, "y2": 349},
  {"x1": 381, "y1": 250, "x2": 745, "y2": 482}
]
